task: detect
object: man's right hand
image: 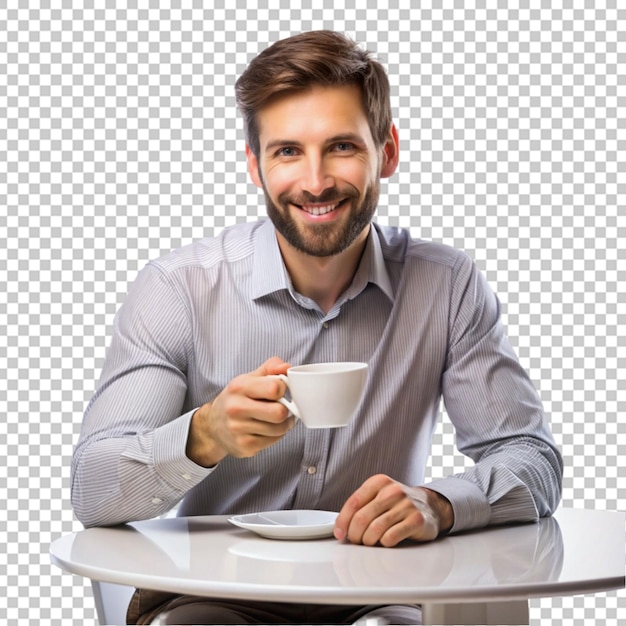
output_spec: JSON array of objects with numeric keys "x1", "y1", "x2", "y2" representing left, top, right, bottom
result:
[{"x1": 185, "y1": 357, "x2": 295, "y2": 467}]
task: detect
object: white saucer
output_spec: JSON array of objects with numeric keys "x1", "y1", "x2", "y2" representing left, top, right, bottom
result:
[{"x1": 228, "y1": 510, "x2": 338, "y2": 540}]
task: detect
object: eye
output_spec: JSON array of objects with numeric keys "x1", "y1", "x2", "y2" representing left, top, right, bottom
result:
[
  {"x1": 276, "y1": 146, "x2": 298, "y2": 157},
  {"x1": 335, "y1": 142, "x2": 355, "y2": 152}
]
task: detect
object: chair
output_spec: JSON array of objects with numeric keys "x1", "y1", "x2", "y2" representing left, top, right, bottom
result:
[{"x1": 92, "y1": 580, "x2": 135, "y2": 625}]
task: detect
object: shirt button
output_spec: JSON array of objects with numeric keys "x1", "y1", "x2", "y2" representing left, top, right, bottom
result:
[
  {"x1": 307, "y1": 466, "x2": 317, "y2": 475},
  {"x1": 323, "y1": 322, "x2": 329, "y2": 329},
  {"x1": 151, "y1": 497, "x2": 163, "y2": 504},
  {"x1": 182, "y1": 473, "x2": 192, "y2": 480}
]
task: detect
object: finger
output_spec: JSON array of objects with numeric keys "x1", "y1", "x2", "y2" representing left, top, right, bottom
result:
[
  {"x1": 253, "y1": 356, "x2": 292, "y2": 377},
  {"x1": 244, "y1": 411, "x2": 296, "y2": 435},
  {"x1": 221, "y1": 411, "x2": 296, "y2": 457},
  {"x1": 357, "y1": 496, "x2": 419, "y2": 546},
  {"x1": 335, "y1": 476, "x2": 417, "y2": 545},
  {"x1": 223, "y1": 393, "x2": 292, "y2": 426},
  {"x1": 334, "y1": 474, "x2": 391, "y2": 541},
  {"x1": 225, "y1": 370, "x2": 288, "y2": 410},
  {"x1": 242, "y1": 375, "x2": 289, "y2": 403},
  {"x1": 363, "y1": 500, "x2": 437, "y2": 547},
  {"x1": 345, "y1": 483, "x2": 409, "y2": 545},
  {"x1": 241, "y1": 418, "x2": 296, "y2": 442}
]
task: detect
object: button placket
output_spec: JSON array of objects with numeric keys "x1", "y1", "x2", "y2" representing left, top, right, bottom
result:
[{"x1": 292, "y1": 429, "x2": 330, "y2": 509}]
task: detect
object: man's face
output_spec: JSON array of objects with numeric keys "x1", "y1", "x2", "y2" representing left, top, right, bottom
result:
[{"x1": 247, "y1": 85, "x2": 396, "y2": 258}]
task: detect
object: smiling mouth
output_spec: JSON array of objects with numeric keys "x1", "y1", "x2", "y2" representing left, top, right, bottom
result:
[{"x1": 295, "y1": 199, "x2": 347, "y2": 216}]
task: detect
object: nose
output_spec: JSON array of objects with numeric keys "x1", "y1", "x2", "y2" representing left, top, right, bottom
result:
[{"x1": 301, "y1": 154, "x2": 334, "y2": 197}]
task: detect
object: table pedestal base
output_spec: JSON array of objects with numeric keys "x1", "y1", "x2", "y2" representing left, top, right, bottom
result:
[{"x1": 422, "y1": 600, "x2": 529, "y2": 625}]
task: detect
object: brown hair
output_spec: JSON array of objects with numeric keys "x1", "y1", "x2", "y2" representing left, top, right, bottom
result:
[{"x1": 235, "y1": 31, "x2": 392, "y2": 157}]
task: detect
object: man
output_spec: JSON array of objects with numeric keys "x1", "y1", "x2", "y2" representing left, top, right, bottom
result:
[{"x1": 71, "y1": 31, "x2": 563, "y2": 625}]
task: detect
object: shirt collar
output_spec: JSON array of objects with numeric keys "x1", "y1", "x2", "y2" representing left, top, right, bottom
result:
[
  {"x1": 251, "y1": 220, "x2": 293, "y2": 300},
  {"x1": 251, "y1": 219, "x2": 394, "y2": 304},
  {"x1": 351, "y1": 223, "x2": 395, "y2": 303}
]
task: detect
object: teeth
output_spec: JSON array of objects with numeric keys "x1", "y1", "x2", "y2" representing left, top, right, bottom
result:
[{"x1": 301, "y1": 202, "x2": 340, "y2": 216}]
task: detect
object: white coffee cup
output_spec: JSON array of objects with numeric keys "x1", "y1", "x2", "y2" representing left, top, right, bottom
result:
[{"x1": 276, "y1": 362, "x2": 368, "y2": 428}]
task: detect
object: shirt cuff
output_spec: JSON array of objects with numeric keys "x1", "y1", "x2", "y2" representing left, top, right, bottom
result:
[
  {"x1": 152, "y1": 409, "x2": 216, "y2": 491},
  {"x1": 423, "y1": 477, "x2": 491, "y2": 534}
]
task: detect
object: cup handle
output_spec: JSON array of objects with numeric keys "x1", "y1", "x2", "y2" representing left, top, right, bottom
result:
[{"x1": 276, "y1": 374, "x2": 301, "y2": 420}]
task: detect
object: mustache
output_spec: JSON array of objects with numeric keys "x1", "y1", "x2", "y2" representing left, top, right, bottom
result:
[{"x1": 279, "y1": 187, "x2": 359, "y2": 206}]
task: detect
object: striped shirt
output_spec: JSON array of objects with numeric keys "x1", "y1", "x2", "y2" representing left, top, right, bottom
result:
[{"x1": 71, "y1": 219, "x2": 563, "y2": 530}]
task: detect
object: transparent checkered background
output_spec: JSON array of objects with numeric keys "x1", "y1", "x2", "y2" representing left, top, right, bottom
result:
[{"x1": 1, "y1": 2, "x2": 624, "y2": 625}]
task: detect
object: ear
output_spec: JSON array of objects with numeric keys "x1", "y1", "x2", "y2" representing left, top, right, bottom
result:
[
  {"x1": 379, "y1": 124, "x2": 399, "y2": 179},
  {"x1": 245, "y1": 145, "x2": 263, "y2": 189}
]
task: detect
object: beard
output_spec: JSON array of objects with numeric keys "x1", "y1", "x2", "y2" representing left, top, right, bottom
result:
[{"x1": 263, "y1": 182, "x2": 380, "y2": 258}]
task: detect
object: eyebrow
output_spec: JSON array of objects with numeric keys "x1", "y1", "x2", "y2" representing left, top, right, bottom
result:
[{"x1": 264, "y1": 133, "x2": 367, "y2": 155}]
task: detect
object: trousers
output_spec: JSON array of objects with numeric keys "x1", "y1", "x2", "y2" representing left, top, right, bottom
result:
[{"x1": 127, "y1": 589, "x2": 422, "y2": 625}]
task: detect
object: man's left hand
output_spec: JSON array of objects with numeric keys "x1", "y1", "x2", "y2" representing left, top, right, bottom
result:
[{"x1": 334, "y1": 474, "x2": 454, "y2": 547}]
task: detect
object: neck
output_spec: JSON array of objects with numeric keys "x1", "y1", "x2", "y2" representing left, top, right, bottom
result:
[{"x1": 276, "y1": 227, "x2": 370, "y2": 314}]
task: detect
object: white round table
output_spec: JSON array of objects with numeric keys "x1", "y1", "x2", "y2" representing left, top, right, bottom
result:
[{"x1": 50, "y1": 507, "x2": 625, "y2": 625}]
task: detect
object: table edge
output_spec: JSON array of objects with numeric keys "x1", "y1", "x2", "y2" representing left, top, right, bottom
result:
[{"x1": 50, "y1": 551, "x2": 625, "y2": 605}]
